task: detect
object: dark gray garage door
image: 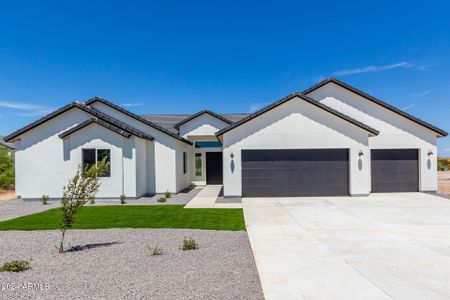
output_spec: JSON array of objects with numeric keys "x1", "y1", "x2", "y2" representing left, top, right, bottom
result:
[
  {"x1": 371, "y1": 149, "x2": 419, "y2": 192},
  {"x1": 241, "y1": 149, "x2": 349, "y2": 197}
]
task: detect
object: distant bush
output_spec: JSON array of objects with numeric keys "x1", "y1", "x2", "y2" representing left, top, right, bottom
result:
[
  {"x1": 157, "y1": 197, "x2": 167, "y2": 203},
  {"x1": 89, "y1": 196, "x2": 96, "y2": 204},
  {"x1": 40, "y1": 195, "x2": 49, "y2": 205},
  {"x1": 164, "y1": 191, "x2": 171, "y2": 198},
  {"x1": 438, "y1": 158, "x2": 449, "y2": 171},
  {"x1": 120, "y1": 194, "x2": 126, "y2": 204},
  {"x1": 0, "y1": 260, "x2": 30, "y2": 272},
  {"x1": 0, "y1": 147, "x2": 14, "y2": 190},
  {"x1": 181, "y1": 237, "x2": 198, "y2": 251}
]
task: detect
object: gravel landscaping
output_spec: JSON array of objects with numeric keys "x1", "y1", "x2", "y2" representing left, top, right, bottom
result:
[{"x1": 0, "y1": 229, "x2": 264, "y2": 300}]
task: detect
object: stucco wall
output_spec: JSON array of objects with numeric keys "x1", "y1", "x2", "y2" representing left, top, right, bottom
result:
[
  {"x1": 221, "y1": 97, "x2": 371, "y2": 197},
  {"x1": 135, "y1": 138, "x2": 148, "y2": 197},
  {"x1": 179, "y1": 114, "x2": 229, "y2": 138},
  {"x1": 175, "y1": 141, "x2": 191, "y2": 192},
  {"x1": 90, "y1": 102, "x2": 180, "y2": 193},
  {"x1": 15, "y1": 108, "x2": 139, "y2": 199},
  {"x1": 307, "y1": 83, "x2": 438, "y2": 191}
]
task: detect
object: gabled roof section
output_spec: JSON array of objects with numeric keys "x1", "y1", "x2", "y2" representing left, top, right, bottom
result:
[
  {"x1": 303, "y1": 77, "x2": 448, "y2": 137},
  {"x1": 216, "y1": 92, "x2": 380, "y2": 137},
  {"x1": 59, "y1": 117, "x2": 133, "y2": 139},
  {"x1": 173, "y1": 109, "x2": 233, "y2": 129},
  {"x1": 84, "y1": 97, "x2": 192, "y2": 145},
  {"x1": 4, "y1": 102, "x2": 154, "y2": 142}
]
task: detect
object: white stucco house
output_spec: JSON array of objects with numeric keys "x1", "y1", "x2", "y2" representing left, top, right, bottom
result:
[{"x1": 4, "y1": 78, "x2": 447, "y2": 199}]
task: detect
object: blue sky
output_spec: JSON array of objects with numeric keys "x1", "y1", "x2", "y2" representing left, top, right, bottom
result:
[{"x1": 0, "y1": 1, "x2": 449, "y2": 154}]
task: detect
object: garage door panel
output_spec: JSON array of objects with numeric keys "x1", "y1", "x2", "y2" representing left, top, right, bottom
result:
[
  {"x1": 371, "y1": 149, "x2": 418, "y2": 192},
  {"x1": 242, "y1": 149, "x2": 349, "y2": 197}
]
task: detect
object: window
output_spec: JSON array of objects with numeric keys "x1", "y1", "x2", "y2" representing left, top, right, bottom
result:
[
  {"x1": 82, "y1": 148, "x2": 111, "y2": 177},
  {"x1": 194, "y1": 141, "x2": 222, "y2": 148},
  {"x1": 82, "y1": 149, "x2": 96, "y2": 170},
  {"x1": 183, "y1": 152, "x2": 187, "y2": 174},
  {"x1": 195, "y1": 153, "x2": 202, "y2": 176}
]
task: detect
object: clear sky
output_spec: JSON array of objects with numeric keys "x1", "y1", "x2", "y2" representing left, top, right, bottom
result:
[{"x1": 0, "y1": 1, "x2": 449, "y2": 154}]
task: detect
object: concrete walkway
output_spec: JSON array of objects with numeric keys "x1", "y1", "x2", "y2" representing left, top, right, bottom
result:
[
  {"x1": 243, "y1": 193, "x2": 450, "y2": 300},
  {"x1": 0, "y1": 199, "x2": 58, "y2": 221},
  {"x1": 185, "y1": 185, "x2": 242, "y2": 208}
]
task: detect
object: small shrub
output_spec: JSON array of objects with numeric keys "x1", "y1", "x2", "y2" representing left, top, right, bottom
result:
[
  {"x1": 157, "y1": 197, "x2": 167, "y2": 203},
  {"x1": 164, "y1": 191, "x2": 171, "y2": 198},
  {"x1": 182, "y1": 237, "x2": 198, "y2": 251},
  {"x1": 0, "y1": 260, "x2": 31, "y2": 272},
  {"x1": 89, "y1": 195, "x2": 95, "y2": 204},
  {"x1": 120, "y1": 194, "x2": 126, "y2": 204},
  {"x1": 146, "y1": 242, "x2": 163, "y2": 256},
  {"x1": 40, "y1": 195, "x2": 49, "y2": 205}
]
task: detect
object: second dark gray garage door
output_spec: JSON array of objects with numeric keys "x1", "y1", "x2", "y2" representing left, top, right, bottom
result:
[
  {"x1": 371, "y1": 149, "x2": 419, "y2": 192},
  {"x1": 241, "y1": 149, "x2": 349, "y2": 197}
]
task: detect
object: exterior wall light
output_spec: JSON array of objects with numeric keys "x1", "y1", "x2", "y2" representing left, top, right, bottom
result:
[
  {"x1": 358, "y1": 150, "x2": 364, "y2": 157},
  {"x1": 428, "y1": 150, "x2": 433, "y2": 156},
  {"x1": 230, "y1": 152, "x2": 234, "y2": 159}
]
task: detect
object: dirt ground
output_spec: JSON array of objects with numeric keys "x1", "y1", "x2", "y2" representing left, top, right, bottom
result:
[
  {"x1": 0, "y1": 189, "x2": 15, "y2": 200},
  {"x1": 438, "y1": 171, "x2": 450, "y2": 194}
]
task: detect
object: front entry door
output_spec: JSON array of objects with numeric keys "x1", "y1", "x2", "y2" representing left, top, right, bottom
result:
[{"x1": 206, "y1": 152, "x2": 223, "y2": 184}]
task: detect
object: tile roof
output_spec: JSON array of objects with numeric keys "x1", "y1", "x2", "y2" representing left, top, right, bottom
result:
[
  {"x1": 173, "y1": 110, "x2": 233, "y2": 129},
  {"x1": 84, "y1": 97, "x2": 192, "y2": 144},
  {"x1": 140, "y1": 113, "x2": 249, "y2": 133},
  {"x1": 58, "y1": 117, "x2": 153, "y2": 141}
]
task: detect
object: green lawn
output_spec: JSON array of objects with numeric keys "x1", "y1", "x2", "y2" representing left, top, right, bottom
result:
[{"x1": 0, "y1": 205, "x2": 245, "y2": 231}]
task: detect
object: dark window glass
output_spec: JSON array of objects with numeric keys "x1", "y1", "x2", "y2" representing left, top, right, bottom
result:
[
  {"x1": 183, "y1": 152, "x2": 187, "y2": 174},
  {"x1": 195, "y1": 141, "x2": 222, "y2": 148},
  {"x1": 82, "y1": 149, "x2": 96, "y2": 170},
  {"x1": 97, "y1": 149, "x2": 111, "y2": 177}
]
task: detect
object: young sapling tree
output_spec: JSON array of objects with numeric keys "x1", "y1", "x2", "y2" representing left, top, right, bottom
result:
[{"x1": 58, "y1": 158, "x2": 108, "y2": 253}]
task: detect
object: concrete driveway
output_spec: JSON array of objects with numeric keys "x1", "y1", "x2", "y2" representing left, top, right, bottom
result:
[{"x1": 243, "y1": 193, "x2": 450, "y2": 300}]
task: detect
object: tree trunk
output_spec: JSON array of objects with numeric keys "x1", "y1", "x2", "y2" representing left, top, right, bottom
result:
[{"x1": 59, "y1": 229, "x2": 66, "y2": 253}]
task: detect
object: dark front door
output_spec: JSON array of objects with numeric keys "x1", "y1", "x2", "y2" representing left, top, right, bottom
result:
[
  {"x1": 371, "y1": 149, "x2": 419, "y2": 192},
  {"x1": 206, "y1": 152, "x2": 223, "y2": 184},
  {"x1": 241, "y1": 149, "x2": 349, "y2": 197}
]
